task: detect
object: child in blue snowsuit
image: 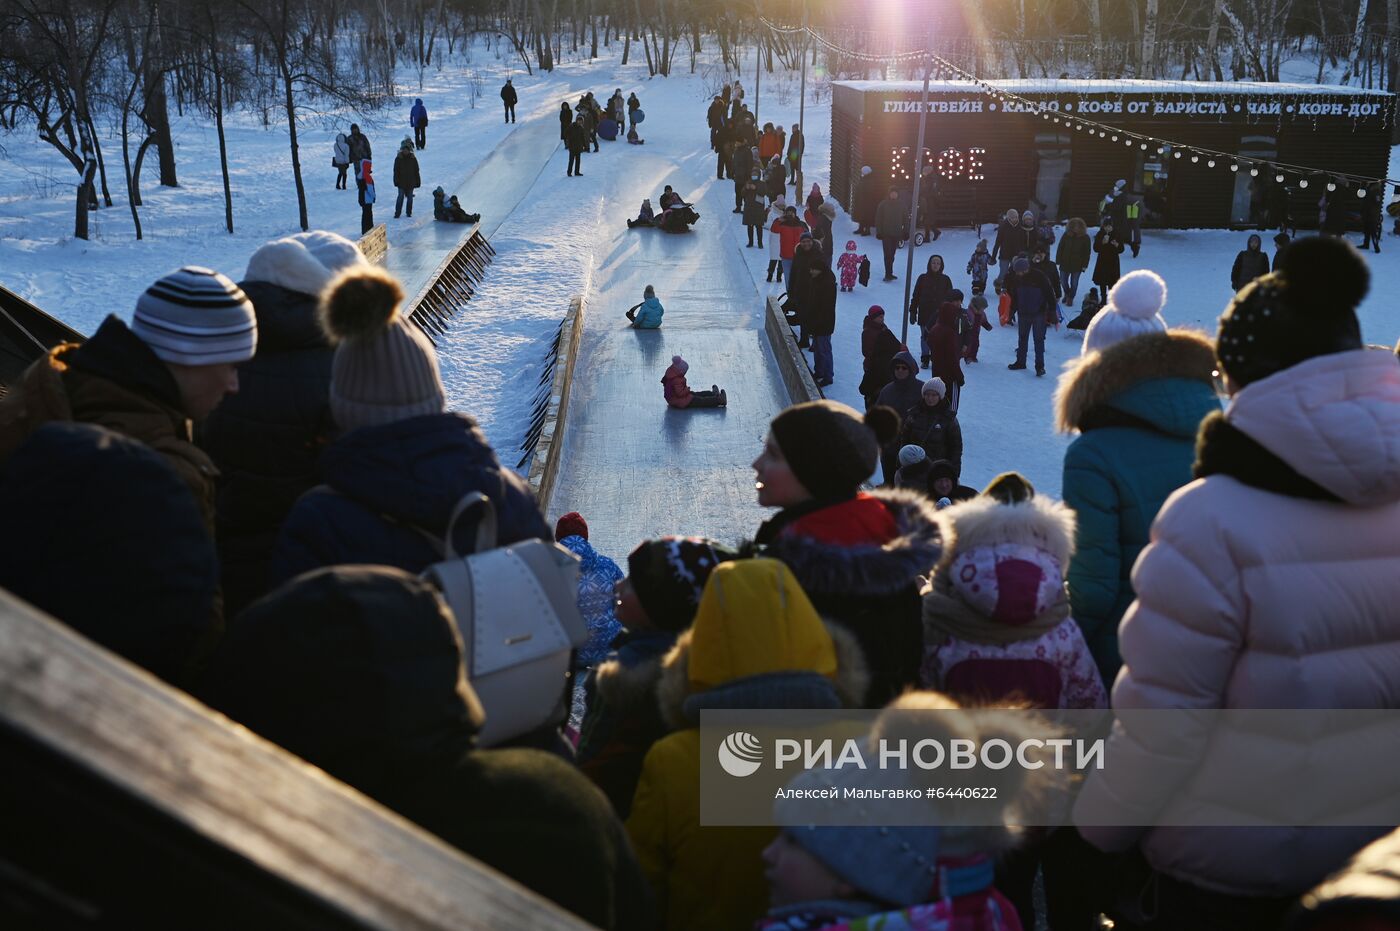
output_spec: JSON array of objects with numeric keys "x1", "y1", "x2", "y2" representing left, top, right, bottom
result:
[{"x1": 626, "y1": 285, "x2": 664, "y2": 328}]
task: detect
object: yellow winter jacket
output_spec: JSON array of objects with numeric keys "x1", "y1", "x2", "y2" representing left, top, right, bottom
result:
[{"x1": 625, "y1": 559, "x2": 868, "y2": 931}]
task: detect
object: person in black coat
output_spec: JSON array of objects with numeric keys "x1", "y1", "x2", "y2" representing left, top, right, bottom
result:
[
  {"x1": 1092, "y1": 221, "x2": 1125, "y2": 292},
  {"x1": 859, "y1": 306, "x2": 903, "y2": 410},
  {"x1": 814, "y1": 203, "x2": 836, "y2": 268},
  {"x1": 730, "y1": 144, "x2": 753, "y2": 212},
  {"x1": 346, "y1": 124, "x2": 371, "y2": 192},
  {"x1": 203, "y1": 232, "x2": 368, "y2": 618},
  {"x1": 500, "y1": 78, "x2": 517, "y2": 123},
  {"x1": 788, "y1": 235, "x2": 821, "y2": 348},
  {"x1": 559, "y1": 101, "x2": 572, "y2": 142},
  {"x1": 0, "y1": 421, "x2": 217, "y2": 687},
  {"x1": 566, "y1": 116, "x2": 587, "y2": 177},
  {"x1": 742, "y1": 174, "x2": 767, "y2": 247},
  {"x1": 269, "y1": 268, "x2": 551, "y2": 587},
  {"x1": 989, "y1": 207, "x2": 1024, "y2": 281},
  {"x1": 909, "y1": 254, "x2": 952, "y2": 369},
  {"x1": 806, "y1": 263, "x2": 838, "y2": 387},
  {"x1": 391, "y1": 140, "x2": 421, "y2": 218},
  {"x1": 898, "y1": 378, "x2": 963, "y2": 476},
  {"x1": 1230, "y1": 233, "x2": 1272, "y2": 291},
  {"x1": 199, "y1": 566, "x2": 654, "y2": 931},
  {"x1": 706, "y1": 96, "x2": 727, "y2": 155}
]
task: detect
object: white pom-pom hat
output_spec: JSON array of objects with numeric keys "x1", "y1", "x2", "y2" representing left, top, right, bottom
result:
[{"x1": 1081, "y1": 269, "x2": 1168, "y2": 355}]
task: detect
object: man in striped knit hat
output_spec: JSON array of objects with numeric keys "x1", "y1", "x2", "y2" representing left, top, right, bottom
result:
[{"x1": 0, "y1": 265, "x2": 257, "y2": 531}]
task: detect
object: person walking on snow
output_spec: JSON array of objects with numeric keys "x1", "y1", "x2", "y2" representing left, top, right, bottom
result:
[
  {"x1": 357, "y1": 159, "x2": 376, "y2": 234},
  {"x1": 500, "y1": 79, "x2": 517, "y2": 123},
  {"x1": 566, "y1": 115, "x2": 587, "y2": 177},
  {"x1": 858, "y1": 306, "x2": 901, "y2": 410},
  {"x1": 1230, "y1": 233, "x2": 1271, "y2": 292},
  {"x1": 559, "y1": 101, "x2": 572, "y2": 142},
  {"x1": 909, "y1": 255, "x2": 952, "y2": 369},
  {"x1": 786, "y1": 124, "x2": 804, "y2": 185},
  {"x1": 1092, "y1": 220, "x2": 1125, "y2": 293},
  {"x1": 1007, "y1": 255, "x2": 1055, "y2": 376},
  {"x1": 875, "y1": 188, "x2": 905, "y2": 281},
  {"x1": 333, "y1": 132, "x2": 351, "y2": 189},
  {"x1": 392, "y1": 139, "x2": 420, "y2": 219},
  {"x1": 806, "y1": 262, "x2": 838, "y2": 388},
  {"x1": 409, "y1": 98, "x2": 428, "y2": 149},
  {"x1": 347, "y1": 124, "x2": 372, "y2": 194},
  {"x1": 837, "y1": 240, "x2": 864, "y2": 292},
  {"x1": 1056, "y1": 217, "x2": 1091, "y2": 305}
]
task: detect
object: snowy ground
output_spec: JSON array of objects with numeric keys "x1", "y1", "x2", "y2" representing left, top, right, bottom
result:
[{"x1": 3, "y1": 46, "x2": 1398, "y2": 506}]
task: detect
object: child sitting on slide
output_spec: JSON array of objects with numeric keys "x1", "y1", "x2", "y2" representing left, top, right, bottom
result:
[
  {"x1": 662, "y1": 355, "x2": 726, "y2": 408},
  {"x1": 627, "y1": 199, "x2": 655, "y2": 229},
  {"x1": 432, "y1": 186, "x2": 479, "y2": 223},
  {"x1": 625, "y1": 285, "x2": 664, "y2": 328},
  {"x1": 627, "y1": 125, "x2": 645, "y2": 145}
]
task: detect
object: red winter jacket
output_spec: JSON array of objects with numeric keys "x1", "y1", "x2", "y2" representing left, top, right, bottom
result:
[
  {"x1": 770, "y1": 217, "x2": 808, "y2": 260},
  {"x1": 781, "y1": 493, "x2": 899, "y2": 547},
  {"x1": 929, "y1": 302, "x2": 965, "y2": 387},
  {"x1": 661, "y1": 361, "x2": 693, "y2": 408}
]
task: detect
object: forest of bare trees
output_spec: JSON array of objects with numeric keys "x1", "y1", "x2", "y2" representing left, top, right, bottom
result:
[{"x1": 0, "y1": 0, "x2": 1394, "y2": 239}]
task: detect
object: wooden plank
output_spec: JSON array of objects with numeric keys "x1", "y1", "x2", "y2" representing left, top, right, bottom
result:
[
  {"x1": 764, "y1": 294, "x2": 822, "y2": 405},
  {"x1": 0, "y1": 588, "x2": 593, "y2": 931},
  {"x1": 356, "y1": 225, "x2": 389, "y2": 265},
  {"x1": 527, "y1": 295, "x2": 585, "y2": 514}
]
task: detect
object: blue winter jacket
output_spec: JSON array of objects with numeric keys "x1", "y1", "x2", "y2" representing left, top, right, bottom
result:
[
  {"x1": 633, "y1": 297, "x2": 664, "y2": 328},
  {"x1": 270, "y1": 412, "x2": 551, "y2": 586},
  {"x1": 1056, "y1": 330, "x2": 1219, "y2": 683},
  {"x1": 560, "y1": 535, "x2": 624, "y2": 667},
  {"x1": 410, "y1": 99, "x2": 428, "y2": 126}
]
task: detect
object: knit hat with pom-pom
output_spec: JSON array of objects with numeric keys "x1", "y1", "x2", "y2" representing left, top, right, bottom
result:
[
  {"x1": 320, "y1": 266, "x2": 445, "y2": 434},
  {"x1": 1082, "y1": 269, "x2": 1168, "y2": 355},
  {"x1": 1217, "y1": 236, "x2": 1366, "y2": 389},
  {"x1": 668, "y1": 354, "x2": 689, "y2": 375},
  {"x1": 770, "y1": 400, "x2": 900, "y2": 500}
]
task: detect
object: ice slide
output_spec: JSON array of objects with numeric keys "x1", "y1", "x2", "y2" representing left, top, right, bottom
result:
[{"x1": 545, "y1": 157, "x2": 797, "y2": 561}]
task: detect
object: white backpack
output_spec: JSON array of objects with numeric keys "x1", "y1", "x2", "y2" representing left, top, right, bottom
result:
[{"x1": 419, "y1": 492, "x2": 587, "y2": 747}]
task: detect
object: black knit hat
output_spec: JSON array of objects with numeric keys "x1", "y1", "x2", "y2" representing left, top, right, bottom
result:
[
  {"x1": 1218, "y1": 236, "x2": 1367, "y2": 388},
  {"x1": 770, "y1": 400, "x2": 901, "y2": 500},
  {"x1": 627, "y1": 537, "x2": 737, "y2": 631}
]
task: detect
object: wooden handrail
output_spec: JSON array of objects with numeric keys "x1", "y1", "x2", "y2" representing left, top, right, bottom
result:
[{"x1": 0, "y1": 587, "x2": 593, "y2": 930}]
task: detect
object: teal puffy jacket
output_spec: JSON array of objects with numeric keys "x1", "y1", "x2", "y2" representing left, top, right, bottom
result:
[{"x1": 1056, "y1": 330, "x2": 1219, "y2": 683}]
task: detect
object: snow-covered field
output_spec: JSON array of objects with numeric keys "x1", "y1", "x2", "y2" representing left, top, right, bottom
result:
[{"x1": 2, "y1": 44, "x2": 1398, "y2": 498}]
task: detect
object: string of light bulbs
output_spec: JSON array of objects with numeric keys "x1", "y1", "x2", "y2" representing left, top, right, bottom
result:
[{"x1": 757, "y1": 16, "x2": 1398, "y2": 192}]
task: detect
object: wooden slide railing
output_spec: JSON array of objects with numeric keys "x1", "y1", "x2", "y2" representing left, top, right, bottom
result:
[{"x1": 0, "y1": 588, "x2": 593, "y2": 929}]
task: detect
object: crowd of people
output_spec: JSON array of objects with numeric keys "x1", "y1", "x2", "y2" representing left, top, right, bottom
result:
[
  {"x1": 565, "y1": 88, "x2": 646, "y2": 176},
  {"x1": 4, "y1": 75, "x2": 1400, "y2": 931}
]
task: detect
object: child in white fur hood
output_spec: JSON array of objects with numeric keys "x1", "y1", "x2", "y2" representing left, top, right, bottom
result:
[{"x1": 919, "y1": 471, "x2": 1107, "y2": 709}]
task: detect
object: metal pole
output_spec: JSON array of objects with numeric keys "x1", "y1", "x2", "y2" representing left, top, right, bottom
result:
[
  {"x1": 796, "y1": 0, "x2": 808, "y2": 193},
  {"x1": 754, "y1": 32, "x2": 761, "y2": 126},
  {"x1": 899, "y1": 54, "x2": 933, "y2": 350}
]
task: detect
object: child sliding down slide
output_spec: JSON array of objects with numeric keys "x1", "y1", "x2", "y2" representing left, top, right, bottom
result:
[
  {"x1": 662, "y1": 355, "x2": 726, "y2": 408},
  {"x1": 625, "y1": 285, "x2": 664, "y2": 328}
]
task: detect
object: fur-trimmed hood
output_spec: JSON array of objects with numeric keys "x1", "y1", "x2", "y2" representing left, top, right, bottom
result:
[
  {"x1": 755, "y1": 488, "x2": 943, "y2": 598},
  {"x1": 590, "y1": 634, "x2": 674, "y2": 719},
  {"x1": 1055, "y1": 329, "x2": 1218, "y2": 436},
  {"x1": 933, "y1": 493, "x2": 1076, "y2": 574},
  {"x1": 655, "y1": 621, "x2": 871, "y2": 732}
]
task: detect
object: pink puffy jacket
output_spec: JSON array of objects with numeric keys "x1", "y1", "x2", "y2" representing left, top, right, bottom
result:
[{"x1": 1074, "y1": 348, "x2": 1400, "y2": 897}]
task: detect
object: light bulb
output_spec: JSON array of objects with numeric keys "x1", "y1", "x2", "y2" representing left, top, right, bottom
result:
[
  {"x1": 1207, "y1": 159, "x2": 1216, "y2": 167},
  {"x1": 1299, "y1": 179, "x2": 1308, "y2": 188},
  {"x1": 1358, "y1": 187, "x2": 1368, "y2": 198},
  {"x1": 1191, "y1": 155, "x2": 1199, "y2": 163},
  {"x1": 1327, "y1": 182, "x2": 1337, "y2": 191},
  {"x1": 1141, "y1": 142, "x2": 1149, "y2": 150},
  {"x1": 1230, "y1": 164, "x2": 1239, "y2": 172},
  {"x1": 1275, "y1": 174, "x2": 1284, "y2": 183},
  {"x1": 1157, "y1": 147, "x2": 1166, "y2": 154},
  {"x1": 1111, "y1": 135, "x2": 1118, "y2": 142},
  {"x1": 1175, "y1": 151, "x2": 1183, "y2": 159},
  {"x1": 1249, "y1": 167, "x2": 1259, "y2": 176}
]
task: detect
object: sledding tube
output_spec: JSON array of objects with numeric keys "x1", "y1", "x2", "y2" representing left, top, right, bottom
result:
[
  {"x1": 631, "y1": 109, "x2": 645, "y2": 124},
  {"x1": 598, "y1": 118, "x2": 618, "y2": 141}
]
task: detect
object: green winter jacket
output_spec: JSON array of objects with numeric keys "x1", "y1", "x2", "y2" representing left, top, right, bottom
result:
[
  {"x1": 1056, "y1": 330, "x2": 1219, "y2": 683},
  {"x1": 1055, "y1": 232, "x2": 1091, "y2": 274}
]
